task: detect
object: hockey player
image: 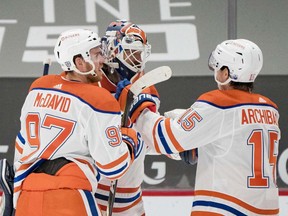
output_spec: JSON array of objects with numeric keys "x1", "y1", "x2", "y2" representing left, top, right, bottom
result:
[
  {"x1": 94, "y1": 20, "x2": 159, "y2": 216},
  {"x1": 13, "y1": 28, "x2": 138, "y2": 216},
  {"x1": 119, "y1": 39, "x2": 281, "y2": 215}
]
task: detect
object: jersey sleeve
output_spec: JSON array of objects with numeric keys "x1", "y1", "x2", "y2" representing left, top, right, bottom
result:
[
  {"x1": 83, "y1": 99, "x2": 132, "y2": 180},
  {"x1": 87, "y1": 111, "x2": 131, "y2": 179},
  {"x1": 134, "y1": 101, "x2": 224, "y2": 154}
]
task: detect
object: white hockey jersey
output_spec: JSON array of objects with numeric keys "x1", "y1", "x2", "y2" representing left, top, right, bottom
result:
[
  {"x1": 13, "y1": 73, "x2": 133, "y2": 209},
  {"x1": 135, "y1": 89, "x2": 281, "y2": 216}
]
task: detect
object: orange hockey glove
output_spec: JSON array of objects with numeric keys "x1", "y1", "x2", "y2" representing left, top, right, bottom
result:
[
  {"x1": 129, "y1": 93, "x2": 156, "y2": 123},
  {"x1": 115, "y1": 79, "x2": 156, "y2": 123},
  {"x1": 121, "y1": 127, "x2": 138, "y2": 161}
]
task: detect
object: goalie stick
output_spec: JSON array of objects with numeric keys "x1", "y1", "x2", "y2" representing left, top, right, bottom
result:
[{"x1": 106, "y1": 66, "x2": 172, "y2": 216}]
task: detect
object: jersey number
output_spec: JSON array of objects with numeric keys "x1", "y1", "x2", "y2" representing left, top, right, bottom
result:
[
  {"x1": 23, "y1": 113, "x2": 76, "y2": 161},
  {"x1": 177, "y1": 108, "x2": 203, "y2": 131},
  {"x1": 247, "y1": 129, "x2": 278, "y2": 188}
]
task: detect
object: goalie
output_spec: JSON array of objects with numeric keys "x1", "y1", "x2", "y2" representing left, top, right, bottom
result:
[{"x1": 94, "y1": 20, "x2": 160, "y2": 216}]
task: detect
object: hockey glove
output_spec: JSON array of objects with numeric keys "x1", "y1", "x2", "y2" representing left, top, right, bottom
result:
[
  {"x1": 179, "y1": 149, "x2": 198, "y2": 165},
  {"x1": 115, "y1": 78, "x2": 131, "y2": 99},
  {"x1": 121, "y1": 127, "x2": 138, "y2": 161},
  {"x1": 129, "y1": 93, "x2": 156, "y2": 123},
  {"x1": 116, "y1": 79, "x2": 157, "y2": 114}
]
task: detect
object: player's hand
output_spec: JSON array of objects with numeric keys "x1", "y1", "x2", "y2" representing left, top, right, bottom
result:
[
  {"x1": 116, "y1": 79, "x2": 156, "y2": 123},
  {"x1": 179, "y1": 149, "x2": 198, "y2": 165},
  {"x1": 129, "y1": 93, "x2": 156, "y2": 123},
  {"x1": 115, "y1": 79, "x2": 132, "y2": 111},
  {"x1": 121, "y1": 127, "x2": 138, "y2": 161},
  {"x1": 115, "y1": 79, "x2": 131, "y2": 100}
]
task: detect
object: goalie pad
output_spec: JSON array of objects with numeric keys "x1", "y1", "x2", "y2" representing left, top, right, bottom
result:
[{"x1": 0, "y1": 158, "x2": 15, "y2": 216}]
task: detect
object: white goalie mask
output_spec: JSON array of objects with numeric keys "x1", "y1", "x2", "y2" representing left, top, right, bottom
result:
[
  {"x1": 208, "y1": 39, "x2": 263, "y2": 83},
  {"x1": 103, "y1": 20, "x2": 151, "y2": 80},
  {"x1": 54, "y1": 29, "x2": 102, "y2": 76}
]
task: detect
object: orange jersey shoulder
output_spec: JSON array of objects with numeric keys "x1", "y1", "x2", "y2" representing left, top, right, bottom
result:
[
  {"x1": 100, "y1": 73, "x2": 117, "y2": 93},
  {"x1": 30, "y1": 74, "x2": 120, "y2": 113},
  {"x1": 197, "y1": 89, "x2": 278, "y2": 109}
]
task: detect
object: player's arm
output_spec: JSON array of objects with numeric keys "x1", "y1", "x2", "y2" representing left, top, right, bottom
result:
[
  {"x1": 164, "y1": 109, "x2": 198, "y2": 164},
  {"x1": 86, "y1": 95, "x2": 138, "y2": 180},
  {"x1": 132, "y1": 99, "x2": 223, "y2": 154}
]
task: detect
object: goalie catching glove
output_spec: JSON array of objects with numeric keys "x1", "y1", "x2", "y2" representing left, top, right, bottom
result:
[{"x1": 121, "y1": 127, "x2": 138, "y2": 161}]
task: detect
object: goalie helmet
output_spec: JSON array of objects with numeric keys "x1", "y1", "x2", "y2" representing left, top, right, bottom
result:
[
  {"x1": 54, "y1": 28, "x2": 102, "y2": 74},
  {"x1": 208, "y1": 39, "x2": 263, "y2": 83},
  {"x1": 103, "y1": 20, "x2": 151, "y2": 80}
]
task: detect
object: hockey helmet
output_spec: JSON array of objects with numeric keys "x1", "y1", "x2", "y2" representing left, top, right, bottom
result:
[
  {"x1": 208, "y1": 39, "x2": 263, "y2": 83},
  {"x1": 54, "y1": 29, "x2": 102, "y2": 76}
]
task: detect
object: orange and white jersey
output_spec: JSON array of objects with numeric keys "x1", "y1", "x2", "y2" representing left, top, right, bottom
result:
[
  {"x1": 135, "y1": 89, "x2": 281, "y2": 216},
  {"x1": 95, "y1": 137, "x2": 146, "y2": 216},
  {"x1": 94, "y1": 72, "x2": 159, "y2": 215},
  {"x1": 13, "y1": 73, "x2": 132, "y2": 208}
]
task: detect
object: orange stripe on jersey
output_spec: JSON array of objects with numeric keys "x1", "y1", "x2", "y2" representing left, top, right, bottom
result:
[
  {"x1": 152, "y1": 117, "x2": 164, "y2": 153},
  {"x1": 164, "y1": 118, "x2": 185, "y2": 152},
  {"x1": 20, "y1": 150, "x2": 38, "y2": 162},
  {"x1": 97, "y1": 183, "x2": 140, "y2": 193},
  {"x1": 195, "y1": 190, "x2": 279, "y2": 215},
  {"x1": 15, "y1": 141, "x2": 23, "y2": 154},
  {"x1": 14, "y1": 185, "x2": 22, "y2": 193},
  {"x1": 197, "y1": 89, "x2": 278, "y2": 109},
  {"x1": 96, "y1": 152, "x2": 129, "y2": 170},
  {"x1": 113, "y1": 195, "x2": 142, "y2": 213},
  {"x1": 75, "y1": 158, "x2": 95, "y2": 174},
  {"x1": 17, "y1": 163, "x2": 33, "y2": 171}
]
